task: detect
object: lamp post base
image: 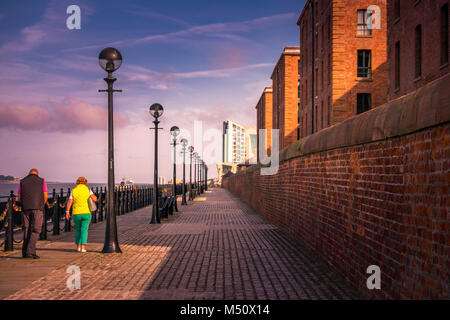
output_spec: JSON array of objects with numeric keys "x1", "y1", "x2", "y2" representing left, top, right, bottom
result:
[
  {"x1": 150, "y1": 202, "x2": 160, "y2": 224},
  {"x1": 101, "y1": 242, "x2": 122, "y2": 253}
]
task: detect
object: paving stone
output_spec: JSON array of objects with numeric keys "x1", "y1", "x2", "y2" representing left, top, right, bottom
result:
[{"x1": 1, "y1": 188, "x2": 359, "y2": 300}]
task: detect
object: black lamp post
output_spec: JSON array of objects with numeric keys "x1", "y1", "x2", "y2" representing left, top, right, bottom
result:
[
  {"x1": 149, "y1": 103, "x2": 164, "y2": 224},
  {"x1": 193, "y1": 152, "x2": 198, "y2": 197},
  {"x1": 189, "y1": 146, "x2": 194, "y2": 200},
  {"x1": 98, "y1": 47, "x2": 122, "y2": 254},
  {"x1": 170, "y1": 126, "x2": 180, "y2": 212},
  {"x1": 206, "y1": 163, "x2": 208, "y2": 190},
  {"x1": 180, "y1": 138, "x2": 188, "y2": 205},
  {"x1": 198, "y1": 156, "x2": 202, "y2": 193},
  {"x1": 200, "y1": 160, "x2": 204, "y2": 194}
]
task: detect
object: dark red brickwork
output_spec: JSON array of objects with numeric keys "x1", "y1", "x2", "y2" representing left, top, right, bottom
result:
[
  {"x1": 387, "y1": 0, "x2": 449, "y2": 100},
  {"x1": 223, "y1": 122, "x2": 449, "y2": 299}
]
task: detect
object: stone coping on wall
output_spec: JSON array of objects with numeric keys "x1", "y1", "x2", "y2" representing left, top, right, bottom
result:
[{"x1": 232, "y1": 73, "x2": 450, "y2": 176}]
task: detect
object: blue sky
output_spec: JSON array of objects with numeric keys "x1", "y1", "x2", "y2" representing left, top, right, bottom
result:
[{"x1": 0, "y1": 0, "x2": 305, "y2": 182}]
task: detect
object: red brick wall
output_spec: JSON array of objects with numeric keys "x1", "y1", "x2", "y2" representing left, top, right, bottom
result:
[
  {"x1": 224, "y1": 123, "x2": 449, "y2": 299},
  {"x1": 223, "y1": 74, "x2": 450, "y2": 299},
  {"x1": 387, "y1": 0, "x2": 449, "y2": 100}
]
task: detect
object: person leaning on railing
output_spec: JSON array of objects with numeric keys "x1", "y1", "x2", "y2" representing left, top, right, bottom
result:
[{"x1": 65, "y1": 177, "x2": 97, "y2": 253}]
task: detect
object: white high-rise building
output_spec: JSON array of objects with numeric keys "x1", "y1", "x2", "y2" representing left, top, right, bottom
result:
[{"x1": 222, "y1": 120, "x2": 246, "y2": 164}]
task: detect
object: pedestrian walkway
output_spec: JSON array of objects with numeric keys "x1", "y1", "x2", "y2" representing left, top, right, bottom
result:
[{"x1": 0, "y1": 188, "x2": 359, "y2": 300}]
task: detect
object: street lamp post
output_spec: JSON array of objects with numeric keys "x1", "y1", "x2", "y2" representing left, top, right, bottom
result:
[
  {"x1": 189, "y1": 146, "x2": 194, "y2": 200},
  {"x1": 180, "y1": 139, "x2": 188, "y2": 205},
  {"x1": 98, "y1": 47, "x2": 123, "y2": 254},
  {"x1": 193, "y1": 152, "x2": 198, "y2": 198},
  {"x1": 198, "y1": 158, "x2": 202, "y2": 194},
  {"x1": 196, "y1": 154, "x2": 199, "y2": 192},
  {"x1": 205, "y1": 164, "x2": 208, "y2": 191},
  {"x1": 170, "y1": 126, "x2": 180, "y2": 212},
  {"x1": 149, "y1": 103, "x2": 164, "y2": 224},
  {"x1": 201, "y1": 161, "x2": 204, "y2": 191}
]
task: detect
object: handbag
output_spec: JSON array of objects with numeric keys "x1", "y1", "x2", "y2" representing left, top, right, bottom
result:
[{"x1": 88, "y1": 197, "x2": 97, "y2": 212}]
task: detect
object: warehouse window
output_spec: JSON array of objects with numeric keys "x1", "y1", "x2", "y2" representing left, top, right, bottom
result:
[
  {"x1": 357, "y1": 50, "x2": 372, "y2": 78},
  {"x1": 357, "y1": 93, "x2": 371, "y2": 114}
]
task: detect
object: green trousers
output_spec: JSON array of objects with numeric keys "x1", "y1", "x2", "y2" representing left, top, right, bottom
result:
[{"x1": 73, "y1": 214, "x2": 91, "y2": 245}]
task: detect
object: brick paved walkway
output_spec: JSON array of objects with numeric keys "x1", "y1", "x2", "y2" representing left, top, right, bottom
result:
[{"x1": 0, "y1": 188, "x2": 359, "y2": 300}]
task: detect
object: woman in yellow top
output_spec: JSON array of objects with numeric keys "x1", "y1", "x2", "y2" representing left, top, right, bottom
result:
[{"x1": 65, "y1": 177, "x2": 97, "y2": 252}]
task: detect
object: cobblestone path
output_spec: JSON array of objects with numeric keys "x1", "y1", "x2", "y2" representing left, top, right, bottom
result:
[{"x1": 1, "y1": 188, "x2": 359, "y2": 300}]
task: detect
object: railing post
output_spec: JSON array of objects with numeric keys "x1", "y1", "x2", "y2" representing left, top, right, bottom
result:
[
  {"x1": 52, "y1": 189, "x2": 60, "y2": 235},
  {"x1": 91, "y1": 187, "x2": 97, "y2": 223},
  {"x1": 65, "y1": 188, "x2": 71, "y2": 232},
  {"x1": 40, "y1": 196, "x2": 47, "y2": 240},
  {"x1": 4, "y1": 191, "x2": 14, "y2": 251},
  {"x1": 98, "y1": 187, "x2": 103, "y2": 221},
  {"x1": 125, "y1": 186, "x2": 129, "y2": 213},
  {"x1": 58, "y1": 188, "x2": 64, "y2": 232},
  {"x1": 114, "y1": 187, "x2": 118, "y2": 216}
]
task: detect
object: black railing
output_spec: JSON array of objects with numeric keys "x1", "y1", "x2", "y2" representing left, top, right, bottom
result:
[
  {"x1": 0, "y1": 185, "x2": 154, "y2": 251},
  {"x1": 0, "y1": 182, "x2": 196, "y2": 252}
]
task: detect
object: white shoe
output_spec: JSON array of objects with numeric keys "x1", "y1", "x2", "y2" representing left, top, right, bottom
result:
[
  {"x1": 77, "y1": 247, "x2": 81, "y2": 252},
  {"x1": 81, "y1": 249, "x2": 87, "y2": 253}
]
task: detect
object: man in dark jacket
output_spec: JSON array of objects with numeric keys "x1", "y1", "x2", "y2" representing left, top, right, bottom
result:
[{"x1": 17, "y1": 168, "x2": 48, "y2": 259}]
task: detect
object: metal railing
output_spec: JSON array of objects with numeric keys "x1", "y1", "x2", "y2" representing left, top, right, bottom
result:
[{"x1": 0, "y1": 182, "x2": 198, "y2": 252}]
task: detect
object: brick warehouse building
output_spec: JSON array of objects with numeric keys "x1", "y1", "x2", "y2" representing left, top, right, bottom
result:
[
  {"x1": 387, "y1": 0, "x2": 449, "y2": 100},
  {"x1": 255, "y1": 86, "x2": 273, "y2": 160},
  {"x1": 297, "y1": 0, "x2": 388, "y2": 139},
  {"x1": 271, "y1": 47, "x2": 300, "y2": 150}
]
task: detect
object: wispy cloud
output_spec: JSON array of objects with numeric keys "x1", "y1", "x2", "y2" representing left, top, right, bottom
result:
[
  {"x1": 173, "y1": 63, "x2": 273, "y2": 79},
  {"x1": 119, "y1": 62, "x2": 273, "y2": 90},
  {"x1": 68, "y1": 12, "x2": 297, "y2": 51},
  {"x1": 125, "y1": 6, "x2": 190, "y2": 27},
  {"x1": 0, "y1": 99, "x2": 130, "y2": 132}
]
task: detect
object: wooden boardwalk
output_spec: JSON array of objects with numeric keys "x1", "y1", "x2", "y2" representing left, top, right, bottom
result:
[{"x1": 0, "y1": 188, "x2": 358, "y2": 300}]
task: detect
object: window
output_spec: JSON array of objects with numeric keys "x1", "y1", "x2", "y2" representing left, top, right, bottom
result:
[
  {"x1": 321, "y1": 60, "x2": 324, "y2": 90},
  {"x1": 395, "y1": 41, "x2": 400, "y2": 90},
  {"x1": 357, "y1": 50, "x2": 372, "y2": 78},
  {"x1": 357, "y1": 93, "x2": 371, "y2": 114},
  {"x1": 315, "y1": 31, "x2": 318, "y2": 57},
  {"x1": 357, "y1": 10, "x2": 372, "y2": 36},
  {"x1": 441, "y1": 3, "x2": 449, "y2": 66},
  {"x1": 394, "y1": 0, "x2": 400, "y2": 20},
  {"x1": 321, "y1": 24, "x2": 325, "y2": 51},
  {"x1": 415, "y1": 25, "x2": 422, "y2": 78},
  {"x1": 327, "y1": 96, "x2": 331, "y2": 125},
  {"x1": 328, "y1": 53, "x2": 331, "y2": 84},
  {"x1": 315, "y1": 68, "x2": 318, "y2": 96},
  {"x1": 328, "y1": 15, "x2": 331, "y2": 43}
]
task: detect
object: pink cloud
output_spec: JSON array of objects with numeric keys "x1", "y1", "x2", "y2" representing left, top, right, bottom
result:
[
  {"x1": 0, "y1": 99, "x2": 130, "y2": 132},
  {"x1": 208, "y1": 47, "x2": 250, "y2": 69}
]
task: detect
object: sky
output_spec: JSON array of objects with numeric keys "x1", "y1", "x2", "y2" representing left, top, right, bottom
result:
[{"x1": 0, "y1": 0, "x2": 306, "y2": 183}]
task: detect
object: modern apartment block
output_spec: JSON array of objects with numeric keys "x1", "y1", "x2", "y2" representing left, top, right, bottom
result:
[
  {"x1": 255, "y1": 86, "x2": 273, "y2": 160},
  {"x1": 271, "y1": 46, "x2": 300, "y2": 150},
  {"x1": 222, "y1": 120, "x2": 246, "y2": 164},
  {"x1": 387, "y1": 0, "x2": 449, "y2": 100},
  {"x1": 297, "y1": 0, "x2": 388, "y2": 139}
]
